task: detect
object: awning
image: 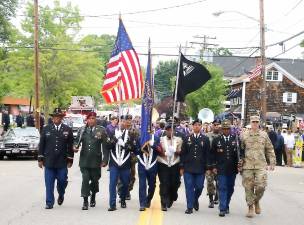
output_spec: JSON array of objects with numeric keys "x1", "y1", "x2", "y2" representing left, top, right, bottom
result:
[
  {"x1": 230, "y1": 105, "x2": 242, "y2": 113},
  {"x1": 266, "y1": 112, "x2": 281, "y2": 118}
]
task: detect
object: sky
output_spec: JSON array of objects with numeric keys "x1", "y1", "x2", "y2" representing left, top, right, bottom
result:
[{"x1": 16, "y1": 0, "x2": 304, "y2": 66}]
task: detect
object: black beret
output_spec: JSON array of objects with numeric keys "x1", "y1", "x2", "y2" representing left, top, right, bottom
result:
[
  {"x1": 120, "y1": 114, "x2": 132, "y2": 120},
  {"x1": 212, "y1": 118, "x2": 221, "y2": 124},
  {"x1": 192, "y1": 119, "x2": 202, "y2": 125},
  {"x1": 165, "y1": 123, "x2": 176, "y2": 130}
]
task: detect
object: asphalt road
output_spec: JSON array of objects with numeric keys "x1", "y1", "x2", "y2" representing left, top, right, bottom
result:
[{"x1": 0, "y1": 154, "x2": 303, "y2": 225}]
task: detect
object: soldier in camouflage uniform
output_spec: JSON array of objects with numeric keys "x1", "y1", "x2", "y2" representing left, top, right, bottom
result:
[
  {"x1": 74, "y1": 112, "x2": 109, "y2": 210},
  {"x1": 206, "y1": 119, "x2": 221, "y2": 208},
  {"x1": 240, "y1": 115, "x2": 276, "y2": 218}
]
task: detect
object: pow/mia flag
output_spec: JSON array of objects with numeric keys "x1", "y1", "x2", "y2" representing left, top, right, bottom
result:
[{"x1": 176, "y1": 53, "x2": 211, "y2": 102}]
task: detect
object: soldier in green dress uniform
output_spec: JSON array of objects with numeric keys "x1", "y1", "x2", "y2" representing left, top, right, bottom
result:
[{"x1": 74, "y1": 112, "x2": 109, "y2": 210}]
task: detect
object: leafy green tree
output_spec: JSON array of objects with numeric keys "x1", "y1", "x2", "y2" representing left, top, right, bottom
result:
[
  {"x1": 0, "y1": 0, "x2": 18, "y2": 43},
  {"x1": 186, "y1": 64, "x2": 228, "y2": 117},
  {"x1": 154, "y1": 60, "x2": 177, "y2": 101},
  {"x1": 0, "y1": 1, "x2": 110, "y2": 115}
]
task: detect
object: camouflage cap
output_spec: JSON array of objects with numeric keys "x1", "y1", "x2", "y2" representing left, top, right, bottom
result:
[
  {"x1": 250, "y1": 115, "x2": 260, "y2": 122},
  {"x1": 221, "y1": 119, "x2": 231, "y2": 129}
]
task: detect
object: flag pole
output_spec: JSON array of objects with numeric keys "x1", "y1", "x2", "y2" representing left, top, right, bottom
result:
[
  {"x1": 171, "y1": 45, "x2": 182, "y2": 138},
  {"x1": 148, "y1": 37, "x2": 153, "y2": 133},
  {"x1": 118, "y1": 14, "x2": 122, "y2": 131}
]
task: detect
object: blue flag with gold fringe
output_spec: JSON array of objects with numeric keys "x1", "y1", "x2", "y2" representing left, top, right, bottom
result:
[{"x1": 140, "y1": 47, "x2": 153, "y2": 149}]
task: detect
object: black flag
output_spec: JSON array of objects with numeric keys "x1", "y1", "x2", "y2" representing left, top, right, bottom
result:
[{"x1": 176, "y1": 53, "x2": 211, "y2": 102}]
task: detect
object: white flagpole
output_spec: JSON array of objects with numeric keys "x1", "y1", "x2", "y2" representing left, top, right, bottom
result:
[{"x1": 171, "y1": 45, "x2": 182, "y2": 139}]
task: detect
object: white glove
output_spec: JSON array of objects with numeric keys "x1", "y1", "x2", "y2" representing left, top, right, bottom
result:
[
  {"x1": 117, "y1": 138, "x2": 125, "y2": 147},
  {"x1": 149, "y1": 136, "x2": 154, "y2": 146},
  {"x1": 115, "y1": 130, "x2": 122, "y2": 139}
]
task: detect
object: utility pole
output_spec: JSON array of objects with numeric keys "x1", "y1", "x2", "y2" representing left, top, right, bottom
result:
[
  {"x1": 34, "y1": 0, "x2": 40, "y2": 131},
  {"x1": 259, "y1": 0, "x2": 267, "y2": 122},
  {"x1": 190, "y1": 35, "x2": 217, "y2": 61}
]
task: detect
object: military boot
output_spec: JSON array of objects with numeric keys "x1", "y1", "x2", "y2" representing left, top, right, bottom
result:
[
  {"x1": 254, "y1": 201, "x2": 261, "y2": 214},
  {"x1": 208, "y1": 195, "x2": 214, "y2": 208},
  {"x1": 246, "y1": 205, "x2": 254, "y2": 218},
  {"x1": 82, "y1": 197, "x2": 89, "y2": 210},
  {"x1": 90, "y1": 194, "x2": 96, "y2": 207}
]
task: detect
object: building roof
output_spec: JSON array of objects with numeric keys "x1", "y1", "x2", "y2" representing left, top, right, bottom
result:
[
  {"x1": 0, "y1": 96, "x2": 30, "y2": 106},
  {"x1": 212, "y1": 56, "x2": 304, "y2": 80}
]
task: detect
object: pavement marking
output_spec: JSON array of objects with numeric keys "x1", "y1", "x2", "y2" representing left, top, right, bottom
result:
[{"x1": 137, "y1": 181, "x2": 163, "y2": 225}]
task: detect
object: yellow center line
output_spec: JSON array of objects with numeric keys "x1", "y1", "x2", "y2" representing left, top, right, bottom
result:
[{"x1": 137, "y1": 180, "x2": 163, "y2": 225}]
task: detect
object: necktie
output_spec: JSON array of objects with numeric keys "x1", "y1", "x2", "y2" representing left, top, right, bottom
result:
[{"x1": 56, "y1": 126, "x2": 59, "y2": 131}]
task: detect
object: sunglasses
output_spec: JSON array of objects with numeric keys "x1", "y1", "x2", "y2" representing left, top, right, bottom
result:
[{"x1": 251, "y1": 121, "x2": 259, "y2": 123}]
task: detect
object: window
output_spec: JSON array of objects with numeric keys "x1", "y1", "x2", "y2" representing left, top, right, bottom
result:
[
  {"x1": 283, "y1": 92, "x2": 297, "y2": 103},
  {"x1": 266, "y1": 70, "x2": 281, "y2": 81}
]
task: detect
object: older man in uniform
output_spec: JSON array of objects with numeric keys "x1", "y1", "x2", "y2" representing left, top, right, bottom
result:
[
  {"x1": 210, "y1": 120, "x2": 240, "y2": 217},
  {"x1": 206, "y1": 119, "x2": 221, "y2": 208},
  {"x1": 38, "y1": 108, "x2": 74, "y2": 209},
  {"x1": 240, "y1": 115, "x2": 276, "y2": 218},
  {"x1": 157, "y1": 123, "x2": 183, "y2": 211},
  {"x1": 74, "y1": 112, "x2": 109, "y2": 210},
  {"x1": 180, "y1": 119, "x2": 210, "y2": 214}
]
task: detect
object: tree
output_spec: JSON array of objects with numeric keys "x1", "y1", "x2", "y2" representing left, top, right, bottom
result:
[
  {"x1": 0, "y1": 1, "x2": 110, "y2": 115},
  {"x1": 212, "y1": 47, "x2": 233, "y2": 56},
  {"x1": 154, "y1": 60, "x2": 177, "y2": 102},
  {"x1": 185, "y1": 63, "x2": 228, "y2": 117},
  {"x1": 0, "y1": 0, "x2": 18, "y2": 43}
]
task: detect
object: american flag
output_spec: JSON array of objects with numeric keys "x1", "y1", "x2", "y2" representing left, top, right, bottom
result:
[
  {"x1": 101, "y1": 19, "x2": 143, "y2": 103},
  {"x1": 248, "y1": 64, "x2": 262, "y2": 80}
]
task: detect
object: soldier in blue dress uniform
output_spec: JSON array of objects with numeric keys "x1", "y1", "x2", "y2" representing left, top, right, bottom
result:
[{"x1": 38, "y1": 108, "x2": 74, "y2": 209}]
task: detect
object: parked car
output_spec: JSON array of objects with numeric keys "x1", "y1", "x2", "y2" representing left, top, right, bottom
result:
[{"x1": 0, "y1": 127, "x2": 40, "y2": 159}]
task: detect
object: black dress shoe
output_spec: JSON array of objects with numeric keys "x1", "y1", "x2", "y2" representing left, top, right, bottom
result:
[
  {"x1": 219, "y1": 211, "x2": 226, "y2": 217},
  {"x1": 57, "y1": 196, "x2": 64, "y2": 206},
  {"x1": 161, "y1": 205, "x2": 167, "y2": 211},
  {"x1": 167, "y1": 200, "x2": 173, "y2": 208},
  {"x1": 45, "y1": 205, "x2": 53, "y2": 209},
  {"x1": 90, "y1": 194, "x2": 96, "y2": 207},
  {"x1": 146, "y1": 200, "x2": 151, "y2": 208},
  {"x1": 82, "y1": 197, "x2": 89, "y2": 210},
  {"x1": 185, "y1": 208, "x2": 193, "y2": 214},
  {"x1": 108, "y1": 206, "x2": 117, "y2": 211},
  {"x1": 125, "y1": 194, "x2": 131, "y2": 200},
  {"x1": 194, "y1": 200, "x2": 199, "y2": 211},
  {"x1": 208, "y1": 201, "x2": 214, "y2": 208},
  {"x1": 121, "y1": 201, "x2": 127, "y2": 208},
  {"x1": 139, "y1": 207, "x2": 146, "y2": 211}
]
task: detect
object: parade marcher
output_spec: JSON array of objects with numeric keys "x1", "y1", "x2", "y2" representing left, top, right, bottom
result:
[
  {"x1": 107, "y1": 115, "x2": 140, "y2": 211},
  {"x1": 240, "y1": 115, "x2": 276, "y2": 218},
  {"x1": 117, "y1": 115, "x2": 139, "y2": 201},
  {"x1": 157, "y1": 123, "x2": 183, "y2": 211},
  {"x1": 210, "y1": 120, "x2": 240, "y2": 217},
  {"x1": 205, "y1": 119, "x2": 221, "y2": 208},
  {"x1": 38, "y1": 108, "x2": 74, "y2": 209},
  {"x1": 74, "y1": 112, "x2": 109, "y2": 210},
  {"x1": 137, "y1": 134, "x2": 160, "y2": 211},
  {"x1": 180, "y1": 119, "x2": 210, "y2": 214}
]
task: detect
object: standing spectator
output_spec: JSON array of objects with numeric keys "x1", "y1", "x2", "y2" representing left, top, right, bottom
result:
[
  {"x1": 281, "y1": 129, "x2": 288, "y2": 165},
  {"x1": 284, "y1": 129, "x2": 295, "y2": 167},
  {"x1": 106, "y1": 116, "x2": 118, "y2": 136},
  {"x1": 155, "y1": 121, "x2": 165, "y2": 138},
  {"x1": 275, "y1": 130, "x2": 285, "y2": 166},
  {"x1": 26, "y1": 112, "x2": 35, "y2": 127},
  {"x1": 267, "y1": 126, "x2": 277, "y2": 149},
  {"x1": 15, "y1": 113, "x2": 24, "y2": 128},
  {"x1": 40, "y1": 113, "x2": 45, "y2": 131},
  {"x1": 1, "y1": 110, "x2": 10, "y2": 132}
]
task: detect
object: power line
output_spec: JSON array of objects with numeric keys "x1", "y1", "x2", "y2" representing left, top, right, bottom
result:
[
  {"x1": 17, "y1": 0, "x2": 207, "y2": 18},
  {"x1": 271, "y1": 43, "x2": 302, "y2": 58},
  {"x1": 284, "y1": 0, "x2": 304, "y2": 16}
]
